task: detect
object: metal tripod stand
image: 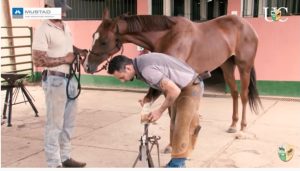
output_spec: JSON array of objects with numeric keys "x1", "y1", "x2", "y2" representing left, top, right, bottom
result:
[{"x1": 132, "y1": 123, "x2": 161, "y2": 168}]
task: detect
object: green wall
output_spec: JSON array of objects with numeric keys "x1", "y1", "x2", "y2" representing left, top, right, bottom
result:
[
  {"x1": 80, "y1": 75, "x2": 148, "y2": 88},
  {"x1": 32, "y1": 72, "x2": 299, "y2": 97},
  {"x1": 225, "y1": 80, "x2": 300, "y2": 97}
]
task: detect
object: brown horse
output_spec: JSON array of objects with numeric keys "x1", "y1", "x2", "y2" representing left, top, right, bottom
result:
[{"x1": 83, "y1": 10, "x2": 261, "y2": 134}]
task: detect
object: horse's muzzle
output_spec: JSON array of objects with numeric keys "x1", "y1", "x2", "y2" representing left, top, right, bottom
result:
[{"x1": 84, "y1": 64, "x2": 96, "y2": 74}]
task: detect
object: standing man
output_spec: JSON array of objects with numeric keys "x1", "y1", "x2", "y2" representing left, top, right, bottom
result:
[
  {"x1": 107, "y1": 53, "x2": 204, "y2": 168},
  {"x1": 32, "y1": 0, "x2": 86, "y2": 168}
]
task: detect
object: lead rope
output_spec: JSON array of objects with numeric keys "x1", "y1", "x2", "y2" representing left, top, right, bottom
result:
[{"x1": 66, "y1": 52, "x2": 81, "y2": 100}]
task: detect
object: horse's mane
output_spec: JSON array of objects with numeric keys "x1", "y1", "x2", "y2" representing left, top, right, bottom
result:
[{"x1": 120, "y1": 15, "x2": 176, "y2": 33}]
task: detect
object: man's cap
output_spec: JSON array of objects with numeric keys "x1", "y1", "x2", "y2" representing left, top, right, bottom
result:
[{"x1": 45, "y1": 0, "x2": 72, "y2": 11}]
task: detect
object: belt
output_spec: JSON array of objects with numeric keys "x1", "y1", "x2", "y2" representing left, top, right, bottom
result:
[
  {"x1": 185, "y1": 77, "x2": 200, "y2": 88},
  {"x1": 42, "y1": 70, "x2": 70, "y2": 79},
  {"x1": 186, "y1": 71, "x2": 211, "y2": 88},
  {"x1": 198, "y1": 71, "x2": 211, "y2": 81}
]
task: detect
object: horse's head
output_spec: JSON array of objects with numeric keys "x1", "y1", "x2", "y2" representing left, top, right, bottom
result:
[{"x1": 84, "y1": 9, "x2": 122, "y2": 73}]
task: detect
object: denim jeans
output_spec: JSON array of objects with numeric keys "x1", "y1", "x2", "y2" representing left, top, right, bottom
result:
[
  {"x1": 42, "y1": 75, "x2": 78, "y2": 167},
  {"x1": 166, "y1": 158, "x2": 187, "y2": 168}
]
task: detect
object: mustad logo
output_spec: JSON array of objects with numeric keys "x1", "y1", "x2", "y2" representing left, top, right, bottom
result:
[
  {"x1": 12, "y1": 7, "x2": 24, "y2": 19},
  {"x1": 11, "y1": 7, "x2": 61, "y2": 19},
  {"x1": 25, "y1": 9, "x2": 51, "y2": 15}
]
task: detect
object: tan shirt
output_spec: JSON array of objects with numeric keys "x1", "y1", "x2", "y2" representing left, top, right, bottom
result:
[{"x1": 32, "y1": 20, "x2": 73, "y2": 74}]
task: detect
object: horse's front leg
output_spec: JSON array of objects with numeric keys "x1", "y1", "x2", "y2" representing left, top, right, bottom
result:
[{"x1": 221, "y1": 61, "x2": 239, "y2": 133}]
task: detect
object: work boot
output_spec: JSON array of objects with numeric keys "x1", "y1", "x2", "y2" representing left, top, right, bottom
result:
[
  {"x1": 165, "y1": 158, "x2": 187, "y2": 168},
  {"x1": 62, "y1": 158, "x2": 86, "y2": 167}
]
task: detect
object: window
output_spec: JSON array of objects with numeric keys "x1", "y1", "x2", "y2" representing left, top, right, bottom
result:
[
  {"x1": 243, "y1": 0, "x2": 300, "y2": 17},
  {"x1": 191, "y1": 0, "x2": 201, "y2": 20},
  {"x1": 291, "y1": 0, "x2": 300, "y2": 14},
  {"x1": 171, "y1": 0, "x2": 185, "y2": 16},
  {"x1": 190, "y1": 0, "x2": 227, "y2": 21},
  {"x1": 66, "y1": 0, "x2": 137, "y2": 20},
  {"x1": 152, "y1": 0, "x2": 164, "y2": 15},
  {"x1": 150, "y1": 0, "x2": 226, "y2": 21}
]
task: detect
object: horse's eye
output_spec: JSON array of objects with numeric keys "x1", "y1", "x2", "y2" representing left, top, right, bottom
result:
[{"x1": 101, "y1": 42, "x2": 106, "y2": 46}]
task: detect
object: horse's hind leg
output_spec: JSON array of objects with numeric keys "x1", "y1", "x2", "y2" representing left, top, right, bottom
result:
[
  {"x1": 237, "y1": 65, "x2": 252, "y2": 131},
  {"x1": 220, "y1": 58, "x2": 239, "y2": 133},
  {"x1": 163, "y1": 107, "x2": 173, "y2": 153}
]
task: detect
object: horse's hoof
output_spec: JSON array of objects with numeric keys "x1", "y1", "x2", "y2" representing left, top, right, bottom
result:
[
  {"x1": 163, "y1": 145, "x2": 172, "y2": 154},
  {"x1": 227, "y1": 127, "x2": 237, "y2": 133}
]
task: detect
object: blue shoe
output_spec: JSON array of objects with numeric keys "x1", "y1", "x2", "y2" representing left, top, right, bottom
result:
[{"x1": 166, "y1": 158, "x2": 186, "y2": 168}]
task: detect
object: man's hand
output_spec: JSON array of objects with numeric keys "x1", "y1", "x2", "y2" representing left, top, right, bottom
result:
[
  {"x1": 65, "y1": 52, "x2": 75, "y2": 64},
  {"x1": 147, "y1": 108, "x2": 164, "y2": 122},
  {"x1": 79, "y1": 49, "x2": 88, "y2": 57},
  {"x1": 73, "y1": 46, "x2": 88, "y2": 65}
]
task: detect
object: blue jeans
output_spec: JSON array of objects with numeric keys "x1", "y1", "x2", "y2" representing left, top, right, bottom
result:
[
  {"x1": 42, "y1": 75, "x2": 78, "y2": 167},
  {"x1": 166, "y1": 158, "x2": 187, "y2": 168}
]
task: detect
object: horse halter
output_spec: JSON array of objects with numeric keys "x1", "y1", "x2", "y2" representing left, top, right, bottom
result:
[{"x1": 88, "y1": 23, "x2": 123, "y2": 72}]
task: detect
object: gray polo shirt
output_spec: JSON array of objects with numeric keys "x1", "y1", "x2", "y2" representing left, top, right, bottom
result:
[{"x1": 133, "y1": 53, "x2": 196, "y2": 90}]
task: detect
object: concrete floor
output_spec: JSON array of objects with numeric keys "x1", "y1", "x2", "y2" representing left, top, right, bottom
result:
[{"x1": 1, "y1": 85, "x2": 300, "y2": 168}]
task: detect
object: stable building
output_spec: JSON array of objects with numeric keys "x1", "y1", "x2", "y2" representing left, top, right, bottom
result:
[{"x1": 1, "y1": 0, "x2": 300, "y2": 97}]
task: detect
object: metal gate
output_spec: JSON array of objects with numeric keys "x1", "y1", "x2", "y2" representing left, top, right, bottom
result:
[{"x1": 1, "y1": 26, "x2": 34, "y2": 82}]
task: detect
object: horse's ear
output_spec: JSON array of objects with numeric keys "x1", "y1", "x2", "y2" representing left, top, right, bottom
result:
[{"x1": 102, "y1": 8, "x2": 110, "y2": 20}]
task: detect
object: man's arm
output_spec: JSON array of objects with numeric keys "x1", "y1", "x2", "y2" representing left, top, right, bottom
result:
[
  {"x1": 32, "y1": 50, "x2": 74, "y2": 67},
  {"x1": 147, "y1": 78, "x2": 181, "y2": 122},
  {"x1": 73, "y1": 46, "x2": 88, "y2": 56},
  {"x1": 157, "y1": 78, "x2": 181, "y2": 113}
]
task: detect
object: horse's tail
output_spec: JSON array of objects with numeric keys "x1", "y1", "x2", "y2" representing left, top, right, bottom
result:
[{"x1": 248, "y1": 67, "x2": 262, "y2": 114}]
